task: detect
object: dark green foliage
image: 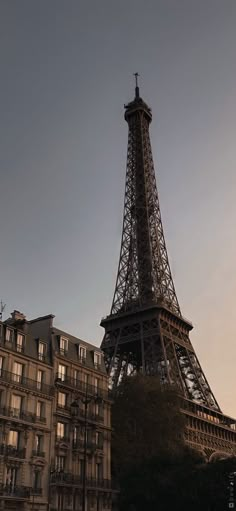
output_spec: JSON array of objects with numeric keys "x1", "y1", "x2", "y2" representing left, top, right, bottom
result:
[
  {"x1": 112, "y1": 375, "x2": 236, "y2": 510},
  {"x1": 118, "y1": 454, "x2": 236, "y2": 511},
  {"x1": 112, "y1": 374, "x2": 187, "y2": 472}
]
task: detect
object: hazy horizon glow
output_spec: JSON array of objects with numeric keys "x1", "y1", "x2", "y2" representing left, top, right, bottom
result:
[{"x1": 1, "y1": 1, "x2": 236, "y2": 416}]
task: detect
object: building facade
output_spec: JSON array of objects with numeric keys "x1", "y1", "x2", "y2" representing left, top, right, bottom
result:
[{"x1": 0, "y1": 311, "x2": 113, "y2": 511}]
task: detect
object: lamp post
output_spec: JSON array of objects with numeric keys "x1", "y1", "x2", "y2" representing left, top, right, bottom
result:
[{"x1": 71, "y1": 385, "x2": 103, "y2": 511}]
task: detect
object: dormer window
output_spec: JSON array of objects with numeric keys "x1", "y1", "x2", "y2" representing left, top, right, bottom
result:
[
  {"x1": 79, "y1": 345, "x2": 86, "y2": 363},
  {"x1": 5, "y1": 328, "x2": 13, "y2": 343},
  {"x1": 94, "y1": 352, "x2": 101, "y2": 369},
  {"x1": 38, "y1": 341, "x2": 46, "y2": 361},
  {"x1": 16, "y1": 333, "x2": 24, "y2": 353},
  {"x1": 59, "y1": 337, "x2": 68, "y2": 356}
]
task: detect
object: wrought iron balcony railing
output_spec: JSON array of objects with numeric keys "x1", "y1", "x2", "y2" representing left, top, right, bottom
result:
[
  {"x1": 32, "y1": 450, "x2": 45, "y2": 458},
  {"x1": 56, "y1": 435, "x2": 70, "y2": 443},
  {"x1": 50, "y1": 472, "x2": 115, "y2": 489},
  {"x1": 31, "y1": 487, "x2": 43, "y2": 495},
  {"x1": 94, "y1": 362, "x2": 102, "y2": 371},
  {"x1": 16, "y1": 343, "x2": 24, "y2": 353},
  {"x1": 0, "y1": 337, "x2": 25, "y2": 355},
  {"x1": 0, "y1": 369, "x2": 54, "y2": 396},
  {"x1": 70, "y1": 407, "x2": 104, "y2": 424},
  {"x1": 0, "y1": 444, "x2": 26, "y2": 459},
  {"x1": 59, "y1": 348, "x2": 68, "y2": 357},
  {"x1": 38, "y1": 353, "x2": 46, "y2": 362},
  {"x1": 72, "y1": 440, "x2": 98, "y2": 451},
  {"x1": 56, "y1": 404, "x2": 71, "y2": 413},
  {"x1": 55, "y1": 374, "x2": 108, "y2": 399},
  {"x1": 0, "y1": 406, "x2": 46, "y2": 424},
  {"x1": 0, "y1": 484, "x2": 30, "y2": 498}
]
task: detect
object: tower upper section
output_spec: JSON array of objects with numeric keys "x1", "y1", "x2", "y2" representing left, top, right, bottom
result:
[{"x1": 110, "y1": 81, "x2": 180, "y2": 316}]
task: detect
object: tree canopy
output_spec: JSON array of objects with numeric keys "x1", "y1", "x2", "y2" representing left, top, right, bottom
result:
[
  {"x1": 112, "y1": 374, "x2": 187, "y2": 472},
  {"x1": 111, "y1": 374, "x2": 236, "y2": 511}
]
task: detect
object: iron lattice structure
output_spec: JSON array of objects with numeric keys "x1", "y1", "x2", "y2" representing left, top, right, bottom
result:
[
  {"x1": 101, "y1": 80, "x2": 236, "y2": 458},
  {"x1": 101, "y1": 82, "x2": 219, "y2": 409}
]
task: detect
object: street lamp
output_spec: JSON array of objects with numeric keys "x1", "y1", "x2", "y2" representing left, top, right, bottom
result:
[{"x1": 71, "y1": 386, "x2": 103, "y2": 511}]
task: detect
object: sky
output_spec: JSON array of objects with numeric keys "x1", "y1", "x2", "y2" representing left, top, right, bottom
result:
[{"x1": 0, "y1": 0, "x2": 236, "y2": 417}]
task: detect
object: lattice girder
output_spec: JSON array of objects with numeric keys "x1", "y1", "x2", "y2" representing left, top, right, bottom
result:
[
  {"x1": 102, "y1": 305, "x2": 220, "y2": 412},
  {"x1": 111, "y1": 97, "x2": 180, "y2": 316},
  {"x1": 100, "y1": 84, "x2": 236, "y2": 457}
]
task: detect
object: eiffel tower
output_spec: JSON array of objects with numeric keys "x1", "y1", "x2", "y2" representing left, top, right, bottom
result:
[{"x1": 101, "y1": 75, "x2": 236, "y2": 459}]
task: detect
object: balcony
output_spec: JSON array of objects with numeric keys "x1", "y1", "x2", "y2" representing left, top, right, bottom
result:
[
  {"x1": 56, "y1": 435, "x2": 70, "y2": 444},
  {"x1": 72, "y1": 440, "x2": 97, "y2": 451},
  {"x1": 0, "y1": 444, "x2": 26, "y2": 459},
  {"x1": 0, "y1": 484, "x2": 30, "y2": 499},
  {"x1": 31, "y1": 487, "x2": 43, "y2": 495},
  {"x1": 59, "y1": 348, "x2": 68, "y2": 357},
  {"x1": 38, "y1": 353, "x2": 46, "y2": 362},
  {"x1": 70, "y1": 407, "x2": 104, "y2": 425},
  {"x1": 89, "y1": 412, "x2": 104, "y2": 424},
  {"x1": 0, "y1": 406, "x2": 46, "y2": 424},
  {"x1": 50, "y1": 472, "x2": 114, "y2": 490},
  {"x1": 56, "y1": 404, "x2": 71, "y2": 414},
  {"x1": 0, "y1": 369, "x2": 54, "y2": 396},
  {"x1": 32, "y1": 450, "x2": 45, "y2": 458},
  {"x1": 55, "y1": 374, "x2": 108, "y2": 400},
  {"x1": 0, "y1": 337, "x2": 25, "y2": 355},
  {"x1": 16, "y1": 343, "x2": 24, "y2": 353},
  {"x1": 94, "y1": 363, "x2": 102, "y2": 371}
]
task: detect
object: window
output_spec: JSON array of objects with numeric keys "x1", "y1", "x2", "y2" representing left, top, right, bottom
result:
[
  {"x1": 55, "y1": 455, "x2": 65, "y2": 472},
  {"x1": 5, "y1": 328, "x2": 13, "y2": 343},
  {"x1": 0, "y1": 356, "x2": 3, "y2": 376},
  {"x1": 5, "y1": 467, "x2": 18, "y2": 488},
  {"x1": 94, "y1": 352, "x2": 101, "y2": 369},
  {"x1": 36, "y1": 401, "x2": 44, "y2": 418},
  {"x1": 73, "y1": 369, "x2": 80, "y2": 385},
  {"x1": 11, "y1": 395, "x2": 22, "y2": 417},
  {"x1": 94, "y1": 377, "x2": 98, "y2": 391},
  {"x1": 95, "y1": 402, "x2": 103, "y2": 418},
  {"x1": 96, "y1": 462, "x2": 103, "y2": 480},
  {"x1": 58, "y1": 392, "x2": 66, "y2": 409},
  {"x1": 37, "y1": 369, "x2": 43, "y2": 390},
  {"x1": 73, "y1": 426, "x2": 79, "y2": 443},
  {"x1": 57, "y1": 422, "x2": 65, "y2": 439},
  {"x1": 16, "y1": 333, "x2": 24, "y2": 353},
  {"x1": 95, "y1": 432, "x2": 103, "y2": 449},
  {"x1": 58, "y1": 364, "x2": 66, "y2": 382},
  {"x1": 32, "y1": 470, "x2": 41, "y2": 490},
  {"x1": 34, "y1": 434, "x2": 43, "y2": 453},
  {"x1": 79, "y1": 459, "x2": 85, "y2": 478},
  {"x1": 8, "y1": 430, "x2": 19, "y2": 448},
  {"x1": 79, "y1": 345, "x2": 86, "y2": 363},
  {"x1": 60, "y1": 337, "x2": 68, "y2": 355},
  {"x1": 13, "y1": 362, "x2": 23, "y2": 383},
  {"x1": 38, "y1": 341, "x2": 46, "y2": 361}
]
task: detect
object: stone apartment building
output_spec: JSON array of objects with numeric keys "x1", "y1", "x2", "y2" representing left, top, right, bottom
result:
[{"x1": 0, "y1": 311, "x2": 113, "y2": 511}]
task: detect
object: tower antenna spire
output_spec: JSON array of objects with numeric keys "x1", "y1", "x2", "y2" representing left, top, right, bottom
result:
[{"x1": 134, "y1": 72, "x2": 140, "y2": 99}]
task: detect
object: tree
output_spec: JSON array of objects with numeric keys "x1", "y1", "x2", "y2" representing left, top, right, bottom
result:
[
  {"x1": 111, "y1": 374, "x2": 236, "y2": 510},
  {"x1": 112, "y1": 374, "x2": 188, "y2": 473},
  {"x1": 111, "y1": 374, "x2": 204, "y2": 510}
]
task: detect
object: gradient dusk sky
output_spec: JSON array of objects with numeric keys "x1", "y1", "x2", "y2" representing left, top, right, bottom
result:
[{"x1": 1, "y1": 1, "x2": 236, "y2": 416}]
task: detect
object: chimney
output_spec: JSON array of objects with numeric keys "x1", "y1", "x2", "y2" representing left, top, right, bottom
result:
[{"x1": 11, "y1": 310, "x2": 26, "y2": 322}]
